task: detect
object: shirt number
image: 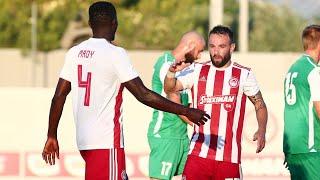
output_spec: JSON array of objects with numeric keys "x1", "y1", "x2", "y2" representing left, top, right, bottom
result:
[
  {"x1": 285, "y1": 72, "x2": 298, "y2": 105},
  {"x1": 161, "y1": 161, "x2": 172, "y2": 176},
  {"x1": 78, "y1": 65, "x2": 91, "y2": 106}
]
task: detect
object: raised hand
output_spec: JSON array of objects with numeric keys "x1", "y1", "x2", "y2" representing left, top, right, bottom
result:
[
  {"x1": 168, "y1": 44, "x2": 196, "y2": 73},
  {"x1": 168, "y1": 61, "x2": 192, "y2": 73}
]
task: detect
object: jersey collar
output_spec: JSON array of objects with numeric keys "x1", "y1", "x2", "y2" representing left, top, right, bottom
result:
[
  {"x1": 303, "y1": 54, "x2": 319, "y2": 67},
  {"x1": 209, "y1": 61, "x2": 234, "y2": 70},
  {"x1": 164, "y1": 51, "x2": 176, "y2": 63}
]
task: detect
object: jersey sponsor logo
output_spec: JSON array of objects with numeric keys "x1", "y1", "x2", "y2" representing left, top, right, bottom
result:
[
  {"x1": 229, "y1": 77, "x2": 239, "y2": 88},
  {"x1": 78, "y1": 50, "x2": 95, "y2": 59},
  {"x1": 198, "y1": 94, "x2": 236, "y2": 111}
]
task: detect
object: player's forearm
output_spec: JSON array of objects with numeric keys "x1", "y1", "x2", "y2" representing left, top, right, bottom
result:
[
  {"x1": 179, "y1": 115, "x2": 193, "y2": 126},
  {"x1": 249, "y1": 91, "x2": 268, "y2": 133},
  {"x1": 164, "y1": 71, "x2": 177, "y2": 94},
  {"x1": 139, "y1": 89, "x2": 189, "y2": 116},
  {"x1": 124, "y1": 77, "x2": 188, "y2": 116},
  {"x1": 47, "y1": 95, "x2": 67, "y2": 138},
  {"x1": 167, "y1": 92, "x2": 193, "y2": 126},
  {"x1": 256, "y1": 106, "x2": 268, "y2": 133}
]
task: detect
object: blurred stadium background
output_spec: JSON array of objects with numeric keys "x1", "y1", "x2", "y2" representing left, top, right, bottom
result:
[{"x1": 1, "y1": 0, "x2": 320, "y2": 179}]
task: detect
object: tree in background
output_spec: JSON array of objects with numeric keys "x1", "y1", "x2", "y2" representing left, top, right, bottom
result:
[
  {"x1": 248, "y1": 2, "x2": 306, "y2": 52},
  {"x1": 117, "y1": 0, "x2": 208, "y2": 49},
  {"x1": 0, "y1": 1, "x2": 31, "y2": 49},
  {"x1": 0, "y1": 0, "x2": 318, "y2": 52},
  {"x1": 223, "y1": 0, "x2": 307, "y2": 52},
  {"x1": 0, "y1": 0, "x2": 208, "y2": 51}
]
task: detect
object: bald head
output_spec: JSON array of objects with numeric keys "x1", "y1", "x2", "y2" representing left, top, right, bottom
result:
[
  {"x1": 173, "y1": 31, "x2": 205, "y2": 63},
  {"x1": 179, "y1": 31, "x2": 206, "y2": 46}
]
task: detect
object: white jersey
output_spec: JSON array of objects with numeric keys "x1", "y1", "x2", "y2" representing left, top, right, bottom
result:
[
  {"x1": 178, "y1": 61, "x2": 259, "y2": 163},
  {"x1": 60, "y1": 38, "x2": 138, "y2": 150}
]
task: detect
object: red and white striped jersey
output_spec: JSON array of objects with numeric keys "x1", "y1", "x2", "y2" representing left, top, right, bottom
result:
[
  {"x1": 60, "y1": 38, "x2": 138, "y2": 150},
  {"x1": 177, "y1": 61, "x2": 259, "y2": 164}
]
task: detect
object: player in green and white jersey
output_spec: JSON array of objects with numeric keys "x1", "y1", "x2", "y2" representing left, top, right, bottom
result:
[
  {"x1": 283, "y1": 25, "x2": 320, "y2": 180},
  {"x1": 147, "y1": 31, "x2": 205, "y2": 180}
]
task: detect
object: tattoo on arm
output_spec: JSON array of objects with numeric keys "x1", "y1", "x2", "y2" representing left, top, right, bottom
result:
[{"x1": 248, "y1": 91, "x2": 266, "y2": 111}]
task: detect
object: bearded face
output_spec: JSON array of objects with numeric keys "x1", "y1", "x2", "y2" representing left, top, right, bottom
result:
[
  {"x1": 185, "y1": 48, "x2": 196, "y2": 63},
  {"x1": 210, "y1": 51, "x2": 231, "y2": 68},
  {"x1": 184, "y1": 41, "x2": 205, "y2": 64},
  {"x1": 208, "y1": 34, "x2": 235, "y2": 68}
]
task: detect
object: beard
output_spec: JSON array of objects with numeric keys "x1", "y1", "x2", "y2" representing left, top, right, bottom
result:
[
  {"x1": 184, "y1": 49, "x2": 196, "y2": 63},
  {"x1": 185, "y1": 53, "x2": 195, "y2": 63},
  {"x1": 210, "y1": 53, "x2": 231, "y2": 68}
]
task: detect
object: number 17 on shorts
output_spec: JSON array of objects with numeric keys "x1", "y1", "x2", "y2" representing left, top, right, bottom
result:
[{"x1": 161, "y1": 161, "x2": 173, "y2": 176}]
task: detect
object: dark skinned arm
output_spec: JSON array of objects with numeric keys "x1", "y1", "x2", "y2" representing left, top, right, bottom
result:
[
  {"x1": 166, "y1": 92, "x2": 193, "y2": 126},
  {"x1": 42, "y1": 78, "x2": 71, "y2": 165},
  {"x1": 123, "y1": 77, "x2": 209, "y2": 125}
]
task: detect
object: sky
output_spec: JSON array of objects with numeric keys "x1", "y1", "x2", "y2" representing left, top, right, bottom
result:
[{"x1": 266, "y1": 0, "x2": 320, "y2": 19}]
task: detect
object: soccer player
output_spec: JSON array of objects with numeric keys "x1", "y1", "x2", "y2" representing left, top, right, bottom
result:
[
  {"x1": 283, "y1": 25, "x2": 320, "y2": 180},
  {"x1": 41, "y1": 1, "x2": 209, "y2": 180},
  {"x1": 148, "y1": 31, "x2": 205, "y2": 180},
  {"x1": 164, "y1": 25, "x2": 268, "y2": 180}
]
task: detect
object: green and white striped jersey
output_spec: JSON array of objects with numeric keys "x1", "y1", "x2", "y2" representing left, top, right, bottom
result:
[
  {"x1": 283, "y1": 54, "x2": 320, "y2": 154},
  {"x1": 147, "y1": 52, "x2": 190, "y2": 139}
]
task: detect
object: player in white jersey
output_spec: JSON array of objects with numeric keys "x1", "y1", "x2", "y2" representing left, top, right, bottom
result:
[
  {"x1": 41, "y1": 2, "x2": 209, "y2": 180},
  {"x1": 164, "y1": 25, "x2": 268, "y2": 180}
]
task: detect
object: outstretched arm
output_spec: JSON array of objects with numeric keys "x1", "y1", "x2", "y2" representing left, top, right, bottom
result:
[
  {"x1": 42, "y1": 78, "x2": 71, "y2": 165},
  {"x1": 248, "y1": 91, "x2": 268, "y2": 153},
  {"x1": 123, "y1": 77, "x2": 209, "y2": 125},
  {"x1": 167, "y1": 92, "x2": 193, "y2": 126}
]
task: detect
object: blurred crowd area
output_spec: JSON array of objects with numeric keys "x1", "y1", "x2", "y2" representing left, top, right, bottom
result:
[{"x1": 1, "y1": 0, "x2": 320, "y2": 53}]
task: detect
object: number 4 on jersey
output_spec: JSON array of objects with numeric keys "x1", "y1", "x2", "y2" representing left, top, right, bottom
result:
[
  {"x1": 285, "y1": 72, "x2": 298, "y2": 105},
  {"x1": 78, "y1": 65, "x2": 92, "y2": 106}
]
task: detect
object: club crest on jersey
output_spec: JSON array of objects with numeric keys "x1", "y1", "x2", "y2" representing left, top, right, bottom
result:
[
  {"x1": 198, "y1": 94, "x2": 236, "y2": 111},
  {"x1": 229, "y1": 77, "x2": 239, "y2": 88}
]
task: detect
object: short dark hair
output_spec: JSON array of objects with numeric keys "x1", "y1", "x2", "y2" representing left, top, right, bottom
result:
[
  {"x1": 302, "y1": 24, "x2": 320, "y2": 50},
  {"x1": 89, "y1": 1, "x2": 117, "y2": 25},
  {"x1": 209, "y1": 25, "x2": 234, "y2": 43}
]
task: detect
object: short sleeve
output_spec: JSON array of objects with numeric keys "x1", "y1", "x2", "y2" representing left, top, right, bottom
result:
[
  {"x1": 111, "y1": 48, "x2": 139, "y2": 83},
  {"x1": 187, "y1": 89, "x2": 193, "y2": 104},
  {"x1": 308, "y1": 67, "x2": 320, "y2": 101},
  {"x1": 159, "y1": 61, "x2": 172, "y2": 84},
  {"x1": 59, "y1": 50, "x2": 73, "y2": 82},
  {"x1": 243, "y1": 70, "x2": 260, "y2": 96},
  {"x1": 176, "y1": 65, "x2": 196, "y2": 89}
]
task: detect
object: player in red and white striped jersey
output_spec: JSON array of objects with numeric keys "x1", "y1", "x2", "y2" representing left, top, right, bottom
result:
[
  {"x1": 41, "y1": 2, "x2": 209, "y2": 180},
  {"x1": 164, "y1": 25, "x2": 268, "y2": 180}
]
